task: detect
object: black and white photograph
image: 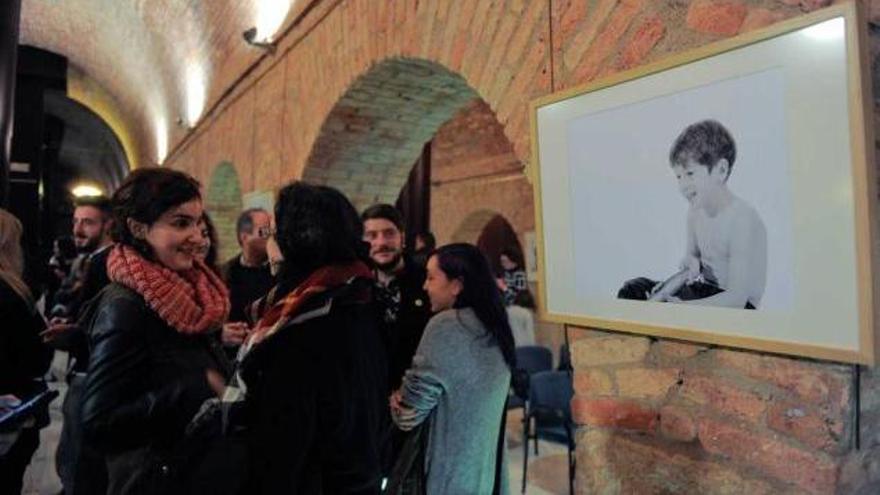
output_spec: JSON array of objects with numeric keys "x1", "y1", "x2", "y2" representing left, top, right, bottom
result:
[
  {"x1": 567, "y1": 69, "x2": 792, "y2": 312},
  {"x1": 532, "y1": 13, "x2": 877, "y2": 363}
]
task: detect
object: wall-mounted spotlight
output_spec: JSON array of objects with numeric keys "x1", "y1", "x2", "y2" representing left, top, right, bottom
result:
[{"x1": 243, "y1": 27, "x2": 277, "y2": 54}]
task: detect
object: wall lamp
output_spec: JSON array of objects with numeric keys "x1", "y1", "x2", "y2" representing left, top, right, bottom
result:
[{"x1": 243, "y1": 27, "x2": 277, "y2": 54}]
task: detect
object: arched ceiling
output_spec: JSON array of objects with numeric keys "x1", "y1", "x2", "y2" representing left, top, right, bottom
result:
[
  {"x1": 19, "y1": 0, "x2": 301, "y2": 167},
  {"x1": 44, "y1": 90, "x2": 128, "y2": 194}
]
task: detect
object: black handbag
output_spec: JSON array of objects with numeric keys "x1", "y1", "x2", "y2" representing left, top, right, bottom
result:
[{"x1": 385, "y1": 423, "x2": 428, "y2": 495}]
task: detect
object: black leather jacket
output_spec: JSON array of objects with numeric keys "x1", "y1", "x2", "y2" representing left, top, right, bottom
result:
[{"x1": 80, "y1": 283, "x2": 230, "y2": 494}]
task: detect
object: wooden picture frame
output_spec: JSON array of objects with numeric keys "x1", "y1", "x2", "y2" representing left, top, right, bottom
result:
[{"x1": 530, "y1": 1, "x2": 877, "y2": 364}]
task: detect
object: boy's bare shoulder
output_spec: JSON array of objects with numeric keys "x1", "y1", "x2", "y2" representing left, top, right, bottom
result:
[{"x1": 730, "y1": 197, "x2": 766, "y2": 232}]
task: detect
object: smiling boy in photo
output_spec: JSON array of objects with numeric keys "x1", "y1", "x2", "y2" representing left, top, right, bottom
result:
[{"x1": 618, "y1": 119, "x2": 767, "y2": 309}]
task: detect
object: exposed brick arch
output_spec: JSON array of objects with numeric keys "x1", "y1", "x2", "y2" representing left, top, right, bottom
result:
[
  {"x1": 205, "y1": 161, "x2": 243, "y2": 262},
  {"x1": 476, "y1": 214, "x2": 525, "y2": 276},
  {"x1": 302, "y1": 57, "x2": 479, "y2": 211},
  {"x1": 450, "y1": 209, "x2": 498, "y2": 245}
]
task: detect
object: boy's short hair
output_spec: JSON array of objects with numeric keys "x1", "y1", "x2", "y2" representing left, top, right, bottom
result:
[{"x1": 669, "y1": 119, "x2": 737, "y2": 179}]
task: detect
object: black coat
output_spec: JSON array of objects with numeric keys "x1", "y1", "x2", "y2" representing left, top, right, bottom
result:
[
  {"x1": 240, "y1": 276, "x2": 389, "y2": 494},
  {"x1": 378, "y1": 260, "x2": 432, "y2": 392},
  {"x1": 0, "y1": 279, "x2": 52, "y2": 412},
  {"x1": 80, "y1": 283, "x2": 230, "y2": 494}
]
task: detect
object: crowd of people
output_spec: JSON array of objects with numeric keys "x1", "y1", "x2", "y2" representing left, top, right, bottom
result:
[{"x1": 0, "y1": 167, "x2": 540, "y2": 494}]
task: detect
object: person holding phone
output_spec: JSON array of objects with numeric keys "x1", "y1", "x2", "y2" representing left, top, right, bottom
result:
[{"x1": 0, "y1": 208, "x2": 53, "y2": 493}]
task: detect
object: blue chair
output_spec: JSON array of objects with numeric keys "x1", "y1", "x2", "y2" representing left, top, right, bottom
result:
[
  {"x1": 509, "y1": 346, "x2": 553, "y2": 410},
  {"x1": 521, "y1": 370, "x2": 575, "y2": 494}
]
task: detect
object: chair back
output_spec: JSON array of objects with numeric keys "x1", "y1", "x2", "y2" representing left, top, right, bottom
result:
[
  {"x1": 515, "y1": 346, "x2": 553, "y2": 374},
  {"x1": 512, "y1": 346, "x2": 553, "y2": 400},
  {"x1": 529, "y1": 370, "x2": 574, "y2": 422}
]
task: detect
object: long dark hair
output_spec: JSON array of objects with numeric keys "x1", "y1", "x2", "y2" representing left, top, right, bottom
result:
[
  {"x1": 200, "y1": 212, "x2": 220, "y2": 272},
  {"x1": 433, "y1": 243, "x2": 516, "y2": 369},
  {"x1": 274, "y1": 182, "x2": 369, "y2": 288}
]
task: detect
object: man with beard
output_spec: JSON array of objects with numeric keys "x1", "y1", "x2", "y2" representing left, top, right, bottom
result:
[
  {"x1": 43, "y1": 196, "x2": 113, "y2": 495},
  {"x1": 362, "y1": 204, "x2": 433, "y2": 480},
  {"x1": 362, "y1": 204, "x2": 432, "y2": 394}
]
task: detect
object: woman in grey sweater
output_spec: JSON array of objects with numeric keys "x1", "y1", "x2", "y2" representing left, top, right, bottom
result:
[{"x1": 391, "y1": 243, "x2": 516, "y2": 494}]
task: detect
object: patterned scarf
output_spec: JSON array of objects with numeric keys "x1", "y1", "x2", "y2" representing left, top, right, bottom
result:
[
  {"x1": 107, "y1": 244, "x2": 230, "y2": 334},
  {"x1": 245, "y1": 260, "x2": 373, "y2": 347}
]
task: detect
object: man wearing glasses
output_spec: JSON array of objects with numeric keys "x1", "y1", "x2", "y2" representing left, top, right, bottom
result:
[{"x1": 220, "y1": 208, "x2": 275, "y2": 355}]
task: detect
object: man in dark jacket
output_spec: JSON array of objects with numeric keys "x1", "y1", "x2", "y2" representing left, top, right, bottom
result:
[
  {"x1": 361, "y1": 204, "x2": 432, "y2": 392},
  {"x1": 361, "y1": 204, "x2": 432, "y2": 479},
  {"x1": 43, "y1": 195, "x2": 113, "y2": 495},
  {"x1": 220, "y1": 208, "x2": 274, "y2": 357}
]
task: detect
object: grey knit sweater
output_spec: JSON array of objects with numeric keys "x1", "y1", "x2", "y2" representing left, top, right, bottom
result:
[{"x1": 394, "y1": 308, "x2": 511, "y2": 495}]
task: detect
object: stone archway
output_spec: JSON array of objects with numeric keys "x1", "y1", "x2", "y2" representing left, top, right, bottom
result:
[
  {"x1": 302, "y1": 57, "x2": 479, "y2": 212},
  {"x1": 451, "y1": 210, "x2": 524, "y2": 274},
  {"x1": 450, "y1": 209, "x2": 498, "y2": 244},
  {"x1": 205, "y1": 161, "x2": 243, "y2": 262},
  {"x1": 476, "y1": 214, "x2": 524, "y2": 276}
]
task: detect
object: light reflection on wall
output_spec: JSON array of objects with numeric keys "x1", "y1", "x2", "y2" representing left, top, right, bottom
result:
[
  {"x1": 155, "y1": 116, "x2": 168, "y2": 165},
  {"x1": 186, "y1": 63, "x2": 207, "y2": 126},
  {"x1": 255, "y1": 0, "x2": 293, "y2": 42}
]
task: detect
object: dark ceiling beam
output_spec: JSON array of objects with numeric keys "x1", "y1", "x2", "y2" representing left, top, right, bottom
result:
[{"x1": 0, "y1": 0, "x2": 22, "y2": 206}]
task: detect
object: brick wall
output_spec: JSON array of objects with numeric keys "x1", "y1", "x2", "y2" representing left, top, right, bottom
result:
[
  {"x1": 430, "y1": 99, "x2": 534, "y2": 245},
  {"x1": 204, "y1": 161, "x2": 243, "y2": 262},
  {"x1": 163, "y1": 0, "x2": 880, "y2": 492},
  {"x1": 569, "y1": 329, "x2": 878, "y2": 493}
]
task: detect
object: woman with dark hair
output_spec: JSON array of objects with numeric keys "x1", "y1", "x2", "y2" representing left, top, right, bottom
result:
[
  {"x1": 232, "y1": 182, "x2": 388, "y2": 493},
  {"x1": 0, "y1": 208, "x2": 53, "y2": 493},
  {"x1": 196, "y1": 212, "x2": 220, "y2": 274},
  {"x1": 80, "y1": 168, "x2": 231, "y2": 494},
  {"x1": 391, "y1": 243, "x2": 515, "y2": 494}
]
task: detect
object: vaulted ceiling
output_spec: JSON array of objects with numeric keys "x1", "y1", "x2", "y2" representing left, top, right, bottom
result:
[{"x1": 19, "y1": 0, "x2": 305, "y2": 169}]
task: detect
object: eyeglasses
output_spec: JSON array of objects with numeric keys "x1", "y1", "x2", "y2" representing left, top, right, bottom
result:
[{"x1": 257, "y1": 226, "x2": 276, "y2": 239}]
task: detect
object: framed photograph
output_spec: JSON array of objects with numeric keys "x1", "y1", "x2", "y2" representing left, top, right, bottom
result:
[{"x1": 530, "y1": 2, "x2": 877, "y2": 364}]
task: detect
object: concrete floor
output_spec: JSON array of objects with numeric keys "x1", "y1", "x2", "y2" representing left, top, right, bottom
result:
[
  {"x1": 21, "y1": 354, "x2": 569, "y2": 495},
  {"x1": 506, "y1": 408, "x2": 571, "y2": 495},
  {"x1": 21, "y1": 353, "x2": 65, "y2": 495}
]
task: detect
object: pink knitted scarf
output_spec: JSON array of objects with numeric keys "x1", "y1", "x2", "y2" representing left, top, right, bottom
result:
[{"x1": 107, "y1": 244, "x2": 230, "y2": 334}]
